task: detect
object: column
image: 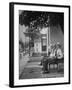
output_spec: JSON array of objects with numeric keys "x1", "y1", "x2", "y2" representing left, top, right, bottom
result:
[{"x1": 47, "y1": 27, "x2": 49, "y2": 56}]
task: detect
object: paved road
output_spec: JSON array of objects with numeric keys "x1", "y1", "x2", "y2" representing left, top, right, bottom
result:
[{"x1": 19, "y1": 56, "x2": 64, "y2": 79}]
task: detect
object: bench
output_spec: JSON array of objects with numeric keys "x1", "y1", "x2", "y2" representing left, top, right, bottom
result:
[
  {"x1": 48, "y1": 57, "x2": 64, "y2": 71},
  {"x1": 42, "y1": 57, "x2": 64, "y2": 72}
]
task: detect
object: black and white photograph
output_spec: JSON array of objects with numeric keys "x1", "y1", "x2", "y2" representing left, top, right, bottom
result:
[
  {"x1": 9, "y1": 2, "x2": 70, "y2": 87},
  {"x1": 19, "y1": 11, "x2": 64, "y2": 79}
]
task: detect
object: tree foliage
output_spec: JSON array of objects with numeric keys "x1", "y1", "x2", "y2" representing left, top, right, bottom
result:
[
  {"x1": 19, "y1": 11, "x2": 64, "y2": 48},
  {"x1": 19, "y1": 11, "x2": 64, "y2": 33}
]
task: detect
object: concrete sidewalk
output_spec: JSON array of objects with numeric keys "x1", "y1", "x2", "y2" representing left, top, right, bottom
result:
[
  {"x1": 20, "y1": 56, "x2": 64, "y2": 79},
  {"x1": 19, "y1": 54, "x2": 30, "y2": 76}
]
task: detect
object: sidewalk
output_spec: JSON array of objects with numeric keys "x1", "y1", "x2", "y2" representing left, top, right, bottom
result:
[
  {"x1": 19, "y1": 53, "x2": 30, "y2": 76},
  {"x1": 20, "y1": 56, "x2": 64, "y2": 79}
]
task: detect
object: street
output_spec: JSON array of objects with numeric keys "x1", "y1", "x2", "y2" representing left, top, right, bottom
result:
[{"x1": 19, "y1": 54, "x2": 64, "y2": 79}]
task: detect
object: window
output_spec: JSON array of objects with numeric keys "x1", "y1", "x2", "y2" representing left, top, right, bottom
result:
[{"x1": 42, "y1": 46, "x2": 46, "y2": 51}]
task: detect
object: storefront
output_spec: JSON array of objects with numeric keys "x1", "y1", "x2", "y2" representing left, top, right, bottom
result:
[{"x1": 34, "y1": 27, "x2": 50, "y2": 56}]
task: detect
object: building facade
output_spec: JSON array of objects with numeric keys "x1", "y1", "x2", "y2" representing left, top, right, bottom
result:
[
  {"x1": 34, "y1": 27, "x2": 50, "y2": 55},
  {"x1": 34, "y1": 25, "x2": 64, "y2": 56}
]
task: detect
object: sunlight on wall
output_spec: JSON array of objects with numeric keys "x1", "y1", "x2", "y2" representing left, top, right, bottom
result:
[{"x1": 19, "y1": 24, "x2": 29, "y2": 43}]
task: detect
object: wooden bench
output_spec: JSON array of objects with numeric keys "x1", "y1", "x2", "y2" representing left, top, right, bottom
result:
[
  {"x1": 48, "y1": 57, "x2": 64, "y2": 71},
  {"x1": 42, "y1": 57, "x2": 64, "y2": 73}
]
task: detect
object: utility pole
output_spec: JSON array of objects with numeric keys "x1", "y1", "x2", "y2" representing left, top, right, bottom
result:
[
  {"x1": 47, "y1": 27, "x2": 49, "y2": 56},
  {"x1": 49, "y1": 23, "x2": 50, "y2": 47},
  {"x1": 47, "y1": 16, "x2": 50, "y2": 56}
]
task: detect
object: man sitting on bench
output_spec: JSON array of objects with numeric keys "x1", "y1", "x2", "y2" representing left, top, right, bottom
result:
[
  {"x1": 49, "y1": 42, "x2": 64, "y2": 71},
  {"x1": 42, "y1": 42, "x2": 64, "y2": 73}
]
